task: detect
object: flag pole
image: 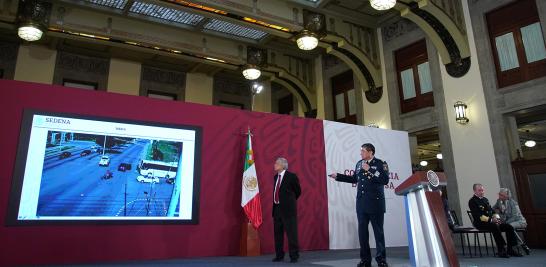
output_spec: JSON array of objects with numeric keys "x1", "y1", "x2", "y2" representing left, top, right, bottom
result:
[{"x1": 240, "y1": 126, "x2": 261, "y2": 257}]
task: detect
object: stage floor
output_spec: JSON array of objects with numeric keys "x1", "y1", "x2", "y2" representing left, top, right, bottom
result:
[{"x1": 46, "y1": 247, "x2": 546, "y2": 267}]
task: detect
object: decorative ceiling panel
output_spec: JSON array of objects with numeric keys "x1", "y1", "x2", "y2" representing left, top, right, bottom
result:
[
  {"x1": 130, "y1": 1, "x2": 205, "y2": 26},
  {"x1": 204, "y1": 18, "x2": 267, "y2": 40},
  {"x1": 85, "y1": 0, "x2": 127, "y2": 9}
]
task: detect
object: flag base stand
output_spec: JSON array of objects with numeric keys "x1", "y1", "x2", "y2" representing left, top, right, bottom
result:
[{"x1": 239, "y1": 222, "x2": 261, "y2": 256}]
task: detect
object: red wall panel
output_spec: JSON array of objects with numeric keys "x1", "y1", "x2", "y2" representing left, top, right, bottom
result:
[{"x1": 0, "y1": 79, "x2": 328, "y2": 266}]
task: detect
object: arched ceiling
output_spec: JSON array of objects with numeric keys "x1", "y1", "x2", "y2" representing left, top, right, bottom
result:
[{"x1": 0, "y1": 0, "x2": 471, "y2": 118}]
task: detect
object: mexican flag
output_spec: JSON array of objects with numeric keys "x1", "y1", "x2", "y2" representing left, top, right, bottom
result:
[{"x1": 241, "y1": 132, "x2": 262, "y2": 229}]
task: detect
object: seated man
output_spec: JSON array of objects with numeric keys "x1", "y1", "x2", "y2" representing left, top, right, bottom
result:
[
  {"x1": 468, "y1": 183, "x2": 522, "y2": 258},
  {"x1": 493, "y1": 188, "x2": 530, "y2": 254}
]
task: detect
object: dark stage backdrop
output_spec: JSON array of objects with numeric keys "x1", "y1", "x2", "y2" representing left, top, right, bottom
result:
[{"x1": 0, "y1": 79, "x2": 329, "y2": 266}]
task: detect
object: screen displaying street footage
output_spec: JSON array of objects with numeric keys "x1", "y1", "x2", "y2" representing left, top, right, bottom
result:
[{"x1": 8, "y1": 110, "x2": 201, "y2": 224}]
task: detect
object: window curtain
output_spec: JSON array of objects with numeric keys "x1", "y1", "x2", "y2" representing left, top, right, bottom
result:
[
  {"x1": 335, "y1": 93, "x2": 345, "y2": 119},
  {"x1": 400, "y1": 69, "x2": 416, "y2": 100},
  {"x1": 417, "y1": 61, "x2": 433, "y2": 94},
  {"x1": 347, "y1": 89, "x2": 356, "y2": 115},
  {"x1": 495, "y1": 32, "x2": 520, "y2": 71},
  {"x1": 520, "y1": 22, "x2": 546, "y2": 63}
]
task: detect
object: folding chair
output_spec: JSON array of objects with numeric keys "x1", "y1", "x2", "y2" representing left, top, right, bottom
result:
[
  {"x1": 466, "y1": 210, "x2": 496, "y2": 257},
  {"x1": 449, "y1": 210, "x2": 475, "y2": 257}
]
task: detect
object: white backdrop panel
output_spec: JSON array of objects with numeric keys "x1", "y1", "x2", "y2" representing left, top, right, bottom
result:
[{"x1": 324, "y1": 120, "x2": 411, "y2": 249}]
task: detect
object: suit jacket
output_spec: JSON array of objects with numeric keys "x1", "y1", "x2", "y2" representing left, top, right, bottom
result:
[
  {"x1": 272, "y1": 171, "x2": 301, "y2": 218},
  {"x1": 468, "y1": 195, "x2": 494, "y2": 227},
  {"x1": 336, "y1": 157, "x2": 389, "y2": 214},
  {"x1": 492, "y1": 198, "x2": 527, "y2": 227}
]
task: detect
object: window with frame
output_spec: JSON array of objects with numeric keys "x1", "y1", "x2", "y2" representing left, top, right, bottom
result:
[
  {"x1": 62, "y1": 79, "x2": 98, "y2": 90},
  {"x1": 218, "y1": 100, "x2": 244, "y2": 109},
  {"x1": 331, "y1": 70, "x2": 357, "y2": 124},
  {"x1": 486, "y1": 0, "x2": 546, "y2": 88},
  {"x1": 54, "y1": 51, "x2": 108, "y2": 90},
  {"x1": 140, "y1": 65, "x2": 185, "y2": 101},
  {"x1": 395, "y1": 39, "x2": 434, "y2": 113},
  {"x1": 147, "y1": 90, "x2": 178, "y2": 100}
]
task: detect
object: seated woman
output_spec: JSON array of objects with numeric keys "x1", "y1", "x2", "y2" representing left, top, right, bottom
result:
[{"x1": 493, "y1": 188, "x2": 530, "y2": 254}]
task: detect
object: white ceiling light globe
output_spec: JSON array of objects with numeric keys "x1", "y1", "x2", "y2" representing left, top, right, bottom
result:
[
  {"x1": 370, "y1": 0, "x2": 396, "y2": 11},
  {"x1": 436, "y1": 153, "x2": 443, "y2": 159},
  {"x1": 296, "y1": 34, "x2": 319, "y2": 50},
  {"x1": 420, "y1": 160, "x2": 428, "y2": 167},
  {"x1": 18, "y1": 25, "x2": 43, "y2": 41},
  {"x1": 242, "y1": 66, "x2": 261, "y2": 80},
  {"x1": 524, "y1": 140, "x2": 536, "y2": 148}
]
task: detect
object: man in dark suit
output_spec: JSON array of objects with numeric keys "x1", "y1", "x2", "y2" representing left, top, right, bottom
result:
[
  {"x1": 468, "y1": 183, "x2": 522, "y2": 258},
  {"x1": 330, "y1": 143, "x2": 390, "y2": 267},
  {"x1": 272, "y1": 157, "x2": 301, "y2": 263}
]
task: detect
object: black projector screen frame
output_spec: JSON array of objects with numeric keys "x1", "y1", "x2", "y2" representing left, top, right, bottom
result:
[{"x1": 7, "y1": 109, "x2": 202, "y2": 225}]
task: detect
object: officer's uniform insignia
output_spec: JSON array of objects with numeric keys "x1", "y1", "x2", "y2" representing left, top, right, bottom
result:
[{"x1": 356, "y1": 160, "x2": 362, "y2": 173}]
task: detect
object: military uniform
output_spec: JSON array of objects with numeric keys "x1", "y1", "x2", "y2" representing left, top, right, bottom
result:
[
  {"x1": 336, "y1": 157, "x2": 390, "y2": 265},
  {"x1": 468, "y1": 195, "x2": 518, "y2": 254}
]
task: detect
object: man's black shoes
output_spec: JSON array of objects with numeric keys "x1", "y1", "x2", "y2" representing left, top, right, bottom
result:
[
  {"x1": 508, "y1": 249, "x2": 523, "y2": 257},
  {"x1": 521, "y1": 244, "x2": 531, "y2": 255},
  {"x1": 357, "y1": 260, "x2": 371, "y2": 267},
  {"x1": 272, "y1": 256, "x2": 284, "y2": 262},
  {"x1": 498, "y1": 249, "x2": 510, "y2": 258},
  {"x1": 377, "y1": 261, "x2": 389, "y2": 267}
]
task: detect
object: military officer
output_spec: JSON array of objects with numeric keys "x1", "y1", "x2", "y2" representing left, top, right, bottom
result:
[
  {"x1": 468, "y1": 183, "x2": 522, "y2": 258},
  {"x1": 329, "y1": 143, "x2": 390, "y2": 267}
]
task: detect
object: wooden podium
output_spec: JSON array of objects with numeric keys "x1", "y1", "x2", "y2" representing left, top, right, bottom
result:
[{"x1": 395, "y1": 171, "x2": 459, "y2": 267}]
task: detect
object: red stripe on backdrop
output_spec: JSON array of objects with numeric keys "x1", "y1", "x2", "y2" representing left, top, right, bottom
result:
[{"x1": 0, "y1": 79, "x2": 329, "y2": 266}]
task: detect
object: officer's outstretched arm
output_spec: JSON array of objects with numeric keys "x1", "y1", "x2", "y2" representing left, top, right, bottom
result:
[
  {"x1": 334, "y1": 162, "x2": 359, "y2": 184},
  {"x1": 335, "y1": 173, "x2": 357, "y2": 184}
]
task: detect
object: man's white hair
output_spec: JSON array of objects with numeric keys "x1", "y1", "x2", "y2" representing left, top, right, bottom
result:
[
  {"x1": 276, "y1": 157, "x2": 288, "y2": 170},
  {"x1": 499, "y1": 187, "x2": 511, "y2": 198}
]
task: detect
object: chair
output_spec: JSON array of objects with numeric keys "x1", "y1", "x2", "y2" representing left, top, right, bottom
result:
[
  {"x1": 449, "y1": 210, "x2": 475, "y2": 257},
  {"x1": 514, "y1": 227, "x2": 529, "y2": 255},
  {"x1": 466, "y1": 210, "x2": 497, "y2": 257}
]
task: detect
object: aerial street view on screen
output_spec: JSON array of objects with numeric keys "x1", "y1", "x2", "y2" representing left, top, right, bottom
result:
[{"x1": 36, "y1": 131, "x2": 183, "y2": 218}]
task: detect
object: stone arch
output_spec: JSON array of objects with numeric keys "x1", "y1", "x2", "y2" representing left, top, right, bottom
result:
[
  {"x1": 263, "y1": 66, "x2": 317, "y2": 118},
  {"x1": 396, "y1": 0, "x2": 471, "y2": 77}
]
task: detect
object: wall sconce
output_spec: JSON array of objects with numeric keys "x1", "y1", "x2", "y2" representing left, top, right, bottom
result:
[
  {"x1": 250, "y1": 81, "x2": 264, "y2": 111},
  {"x1": 454, "y1": 101, "x2": 469, "y2": 124},
  {"x1": 250, "y1": 81, "x2": 263, "y2": 95}
]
